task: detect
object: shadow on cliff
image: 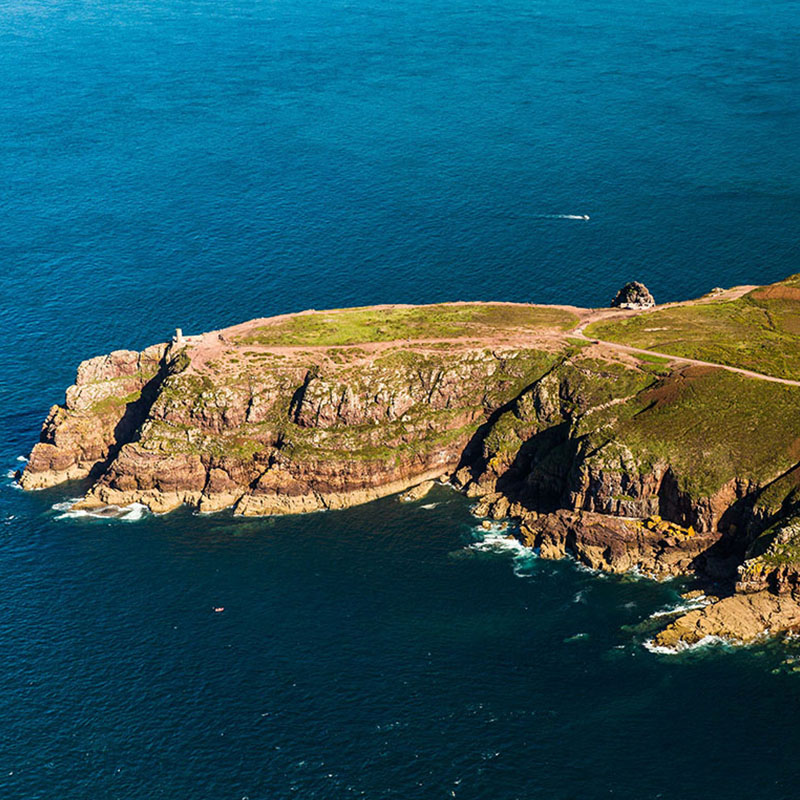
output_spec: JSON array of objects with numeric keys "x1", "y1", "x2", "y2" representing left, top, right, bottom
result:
[
  {"x1": 455, "y1": 396, "x2": 577, "y2": 515},
  {"x1": 85, "y1": 361, "x2": 172, "y2": 483},
  {"x1": 693, "y1": 461, "x2": 800, "y2": 588}
]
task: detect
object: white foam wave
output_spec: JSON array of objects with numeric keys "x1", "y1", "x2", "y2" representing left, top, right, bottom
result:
[
  {"x1": 648, "y1": 597, "x2": 711, "y2": 619},
  {"x1": 53, "y1": 500, "x2": 149, "y2": 522},
  {"x1": 467, "y1": 524, "x2": 540, "y2": 578},
  {"x1": 564, "y1": 632, "x2": 590, "y2": 643},
  {"x1": 118, "y1": 503, "x2": 148, "y2": 521},
  {"x1": 5, "y1": 463, "x2": 24, "y2": 490},
  {"x1": 469, "y1": 529, "x2": 530, "y2": 556},
  {"x1": 573, "y1": 561, "x2": 608, "y2": 578},
  {"x1": 643, "y1": 634, "x2": 729, "y2": 655}
]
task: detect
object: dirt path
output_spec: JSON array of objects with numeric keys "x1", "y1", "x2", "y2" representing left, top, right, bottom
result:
[
  {"x1": 568, "y1": 284, "x2": 800, "y2": 387},
  {"x1": 184, "y1": 284, "x2": 800, "y2": 387},
  {"x1": 570, "y1": 324, "x2": 800, "y2": 388}
]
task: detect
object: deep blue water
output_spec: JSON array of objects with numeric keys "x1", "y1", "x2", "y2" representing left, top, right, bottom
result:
[{"x1": 2, "y1": 0, "x2": 800, "y2": 796}]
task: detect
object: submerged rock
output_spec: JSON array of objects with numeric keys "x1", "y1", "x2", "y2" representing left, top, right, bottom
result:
[
  {"x1": 399, "y1": 480, "x2": 436, "y2": 503},
  {"x1": 610, "y1": 281, "x2": 655, "y2": 309}
]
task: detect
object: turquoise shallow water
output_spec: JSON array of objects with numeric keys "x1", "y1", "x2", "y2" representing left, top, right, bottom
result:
[{"x1": 2, "y1": 0, "x2": 800, "y2": 796}]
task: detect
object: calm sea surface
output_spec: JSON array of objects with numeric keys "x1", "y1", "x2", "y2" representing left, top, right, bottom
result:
[{"x1": 2, "y1": 0, "x2": 800, "y2": 796}]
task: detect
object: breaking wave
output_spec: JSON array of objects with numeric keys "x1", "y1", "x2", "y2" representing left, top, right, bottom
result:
[
  {"x1": 468, "y1": 527, "x2": 529, "y2": 557},
  {"x1": 643, "y1": 635, "x2": 731, "y2": 655},
  {"x1": 4, "y1": 468, "x2": 22, "y2": 490},
  {"x1": 463, "y1": 523, "x2": 539, "y2": 576},
  {"x1": 648, "y1": 596, "x2": 712, "y2": 619},
  {"x1": 53, "y1": 500, "x2": 149, "y2": 522}
]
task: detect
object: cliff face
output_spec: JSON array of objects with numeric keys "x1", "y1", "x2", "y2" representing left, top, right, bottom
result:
[
  {"x1": 88, "y1": 343, "x2": 551, "y2": 515},
  {"x1": 20, "y1": 286, "x2": 800, "y2": 647},
  {"x1": 21, "y1": 345, "x2": 168, "y2": 489},
  {"x1": 23, "y1": 304, "x2": 568, "y2": 515}
]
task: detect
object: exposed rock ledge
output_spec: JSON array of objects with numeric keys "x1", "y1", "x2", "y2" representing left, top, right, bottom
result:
[
  {"x1": 652, "y1": 592, "x2": 800, "y2": 650},
  {"x1": 19, "y1": 282, "x2": 800, "y2": 647}
]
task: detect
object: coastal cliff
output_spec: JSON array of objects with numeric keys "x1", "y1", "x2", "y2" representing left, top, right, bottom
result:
[{"x1": 21, "y1": 276, "x2": 800, "y2": 648}]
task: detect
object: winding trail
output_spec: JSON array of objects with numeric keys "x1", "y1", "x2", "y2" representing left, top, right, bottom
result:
[
  {"x1": 182, "y1": 282, "x2": 800, "y2": 388},
  {"x1": 570, "y1": 286, "x2": 800, "y2": 387},
  {"x1": 570, "y1": 323, "x2": 800, "y2": 387}
]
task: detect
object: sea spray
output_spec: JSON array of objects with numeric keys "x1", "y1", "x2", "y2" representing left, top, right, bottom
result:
[
  {"x1": 53, "y1": 500, "x2": 149, "y2": 522},
  {"x1": 643, "y1": 634, "x2": 732, "y2": 655}
]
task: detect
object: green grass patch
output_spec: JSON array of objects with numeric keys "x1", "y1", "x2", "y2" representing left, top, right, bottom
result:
[
  {"x1": 238, "y1": 303, "x2": 578, "y2": 347},
  {"x1": 635, "y1": 352, "x2": 670, "y2": 366},
  {"x1": 585, "y1": 274, "x2": 800, "y2": 380},
  {"x1": 90, "y1": 390, "x2": 143, "y2": 414}
]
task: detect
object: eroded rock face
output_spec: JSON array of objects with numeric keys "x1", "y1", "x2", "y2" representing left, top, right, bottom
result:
[
  {"x1": 20, "y1": 300, "x2": 800, "y2": 645},
  {"x1": 651, "y1": 592, "x2": 800, "y2": 649},
  {"x1": 610, "y1": 281, "x2": 655, "y2": 309},
  {"x1": 23, "y1": 334, "x2": 559, "y2": 517},
  {"x1": 20, "y1": 344, "x2": 169, "y2": 489},
  {"x1": 518, "y1": 509, "x2": 720, "y2": 579},
  {"x1": 737, "y1": 515, "x2": 800, "y2": 598}
]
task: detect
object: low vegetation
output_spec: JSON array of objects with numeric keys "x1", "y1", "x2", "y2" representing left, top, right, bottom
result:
[
  {"x1": 585, "y1": 274, "x2": 800, "y2": 380},
  {"x1": 238, "y1": 303, "x2": 578, "y2": 347},
  {"x1": 612, "y1": 367, "x2": 800, "y2": 498}
]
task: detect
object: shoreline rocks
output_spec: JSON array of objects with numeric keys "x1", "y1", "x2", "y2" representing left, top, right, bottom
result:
[{"x1": 19, "y1": 288, "x2": 800, "y2": 647}]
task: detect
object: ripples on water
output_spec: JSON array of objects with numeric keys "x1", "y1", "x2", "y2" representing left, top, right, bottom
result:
[{"x1": 4, "y1": 478, "x2": 800, "y2": 796}]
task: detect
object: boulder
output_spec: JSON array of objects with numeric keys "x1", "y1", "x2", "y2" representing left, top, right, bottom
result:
[{"x1": 610, "y1": 281, "x2": 655, "y2": 309}]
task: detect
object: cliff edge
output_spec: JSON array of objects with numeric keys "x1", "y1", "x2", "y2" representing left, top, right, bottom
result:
[{"x1": 21, "y1": 275, "x2": 800, "y2": 648}]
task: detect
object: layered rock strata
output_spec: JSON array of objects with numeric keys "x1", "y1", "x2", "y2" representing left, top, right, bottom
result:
[{"x1": 20, "y1": 285, "x2": 800, "y2": 647}]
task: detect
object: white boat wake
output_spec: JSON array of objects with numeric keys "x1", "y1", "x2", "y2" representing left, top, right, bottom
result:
[{"x1": 531, "y1": 213, "x2": 590, "y2": 221}]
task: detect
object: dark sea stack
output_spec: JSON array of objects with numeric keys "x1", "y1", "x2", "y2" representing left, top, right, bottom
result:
[{"x1": 611, "y1": 281, "x2": 655, "y2": 309}]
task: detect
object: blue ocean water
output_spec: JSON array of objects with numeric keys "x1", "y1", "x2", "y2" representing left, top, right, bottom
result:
[{"x1": 2, "y1": 0, "x2": 800, "y2": 796}]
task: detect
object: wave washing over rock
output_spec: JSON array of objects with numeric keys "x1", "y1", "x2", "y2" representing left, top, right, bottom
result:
[{"x1": 19, "y1": 276, "x2": 800, "y2": 647}]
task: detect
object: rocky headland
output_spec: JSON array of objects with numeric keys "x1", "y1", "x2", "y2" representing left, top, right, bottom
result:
[{"x1": 20, "y1": 276, "x2": 800, "y2": 649}]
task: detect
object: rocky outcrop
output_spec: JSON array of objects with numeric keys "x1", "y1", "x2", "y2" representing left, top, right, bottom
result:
[
  {"x1": 20, "y1": 344, "x2": 169, "y2": 489},
  {"x1": 736, "y1": 514, "x2": 800, "y2": 597},
  {"x1": 20, "y1": 292, "x2": 800, "y2": 646},
  {"x1": 518, "y1": 510, "x2": 719, "y2": 579},
  {"x1": 399, "y1": 480, "x2": 436, "y2": 502},
  {"x1": 610, "y1": 281, "x2": 655, "y2": 309},
  {"x1": 651, "y1": 592, "x2": 800, "y2": 649}
]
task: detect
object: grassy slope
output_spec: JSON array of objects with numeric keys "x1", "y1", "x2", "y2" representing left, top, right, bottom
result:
[
  {"x1": 584, "y1": 274, "x2": 800, "y2": 380},
  {"x1": 610, "y1": 367, "x2": 800, "y2": 497},
  {"x1": 238, "y1": 304, "x2": 578, "y2": 347},
  {"x1": 480, "y1": 349, "x2": 800, "y2": 500}
]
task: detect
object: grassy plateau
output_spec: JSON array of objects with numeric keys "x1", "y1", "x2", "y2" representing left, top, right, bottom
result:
[{"x1": 585, "y1": 274, "x2": 800, "y2": 380}]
